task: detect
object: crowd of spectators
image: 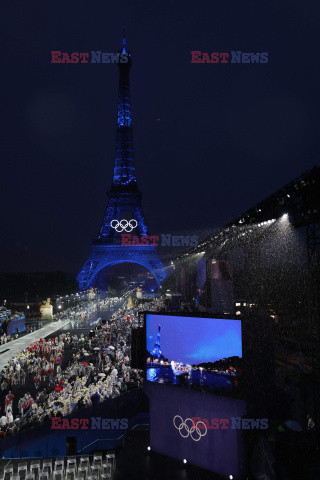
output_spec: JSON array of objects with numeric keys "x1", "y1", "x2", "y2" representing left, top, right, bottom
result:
[{"x1": 0, "y1": 295, "x2": 164, "y2": 439}]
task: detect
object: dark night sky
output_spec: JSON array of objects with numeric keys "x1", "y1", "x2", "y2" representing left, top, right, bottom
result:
[{"x1": 1, "y1": 0, "x2": 320, "y2": 274}]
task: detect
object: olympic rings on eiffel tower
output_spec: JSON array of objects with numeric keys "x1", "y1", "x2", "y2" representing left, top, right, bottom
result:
[{"x1": 110, "y1": 219, "x2": 138, "y2": 232}]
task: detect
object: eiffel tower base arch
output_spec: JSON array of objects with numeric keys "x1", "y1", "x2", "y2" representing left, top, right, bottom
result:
[{"x1": 77, "y1": 244, "x2": 166, "y2": 290}]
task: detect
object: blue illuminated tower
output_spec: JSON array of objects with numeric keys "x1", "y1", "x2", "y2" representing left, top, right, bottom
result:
[
  {"x1": 151, "y1": 325, "x2": 162, "y2": 358},
  {"x1": 77, "y1": 30, "x2": 166, "y2": 289}
]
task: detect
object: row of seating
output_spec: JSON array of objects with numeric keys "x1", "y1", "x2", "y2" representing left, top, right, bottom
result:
[{"x1": 1, "y1": 453, "x2": 116, "y2": 480}]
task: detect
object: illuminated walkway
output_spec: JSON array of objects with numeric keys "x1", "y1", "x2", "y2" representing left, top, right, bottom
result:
[{"x1": 0, "y1": 319, "x2": 71, "y2": 368}]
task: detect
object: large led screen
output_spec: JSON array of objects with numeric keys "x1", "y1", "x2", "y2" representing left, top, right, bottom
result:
[{"x1": 146, "y1": 314, "x2": 243, "y2": 396}]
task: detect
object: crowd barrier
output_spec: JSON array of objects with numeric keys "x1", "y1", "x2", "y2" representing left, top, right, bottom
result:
[{"x1": 0, "y1": 389, "x2": 148, "y2": 459}]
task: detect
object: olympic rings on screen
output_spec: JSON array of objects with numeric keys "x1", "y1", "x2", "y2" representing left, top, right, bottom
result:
[
  {"x1": 110, "y1": 219, "x2": 138, "y2": 232},
  {"x1": 173, "y1": 415, "x2": 207, "y2": 442}
]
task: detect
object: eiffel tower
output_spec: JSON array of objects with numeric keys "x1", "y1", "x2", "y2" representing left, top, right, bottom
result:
[
  {"x1": 77, "y1": 30, "x2": 166, "y2": 290},
  {"x1": 151, "y1": 325, "x2": 162, "y2": 358}
]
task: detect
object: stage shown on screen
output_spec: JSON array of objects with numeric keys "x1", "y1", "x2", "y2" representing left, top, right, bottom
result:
[{"x1": 146, "y1": 313, "x2": 243, "y2": 395}]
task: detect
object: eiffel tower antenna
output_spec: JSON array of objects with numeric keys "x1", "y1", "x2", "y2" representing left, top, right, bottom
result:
[{"x1": 122, "y1": 25, "x2": 126, "y2": 54}]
